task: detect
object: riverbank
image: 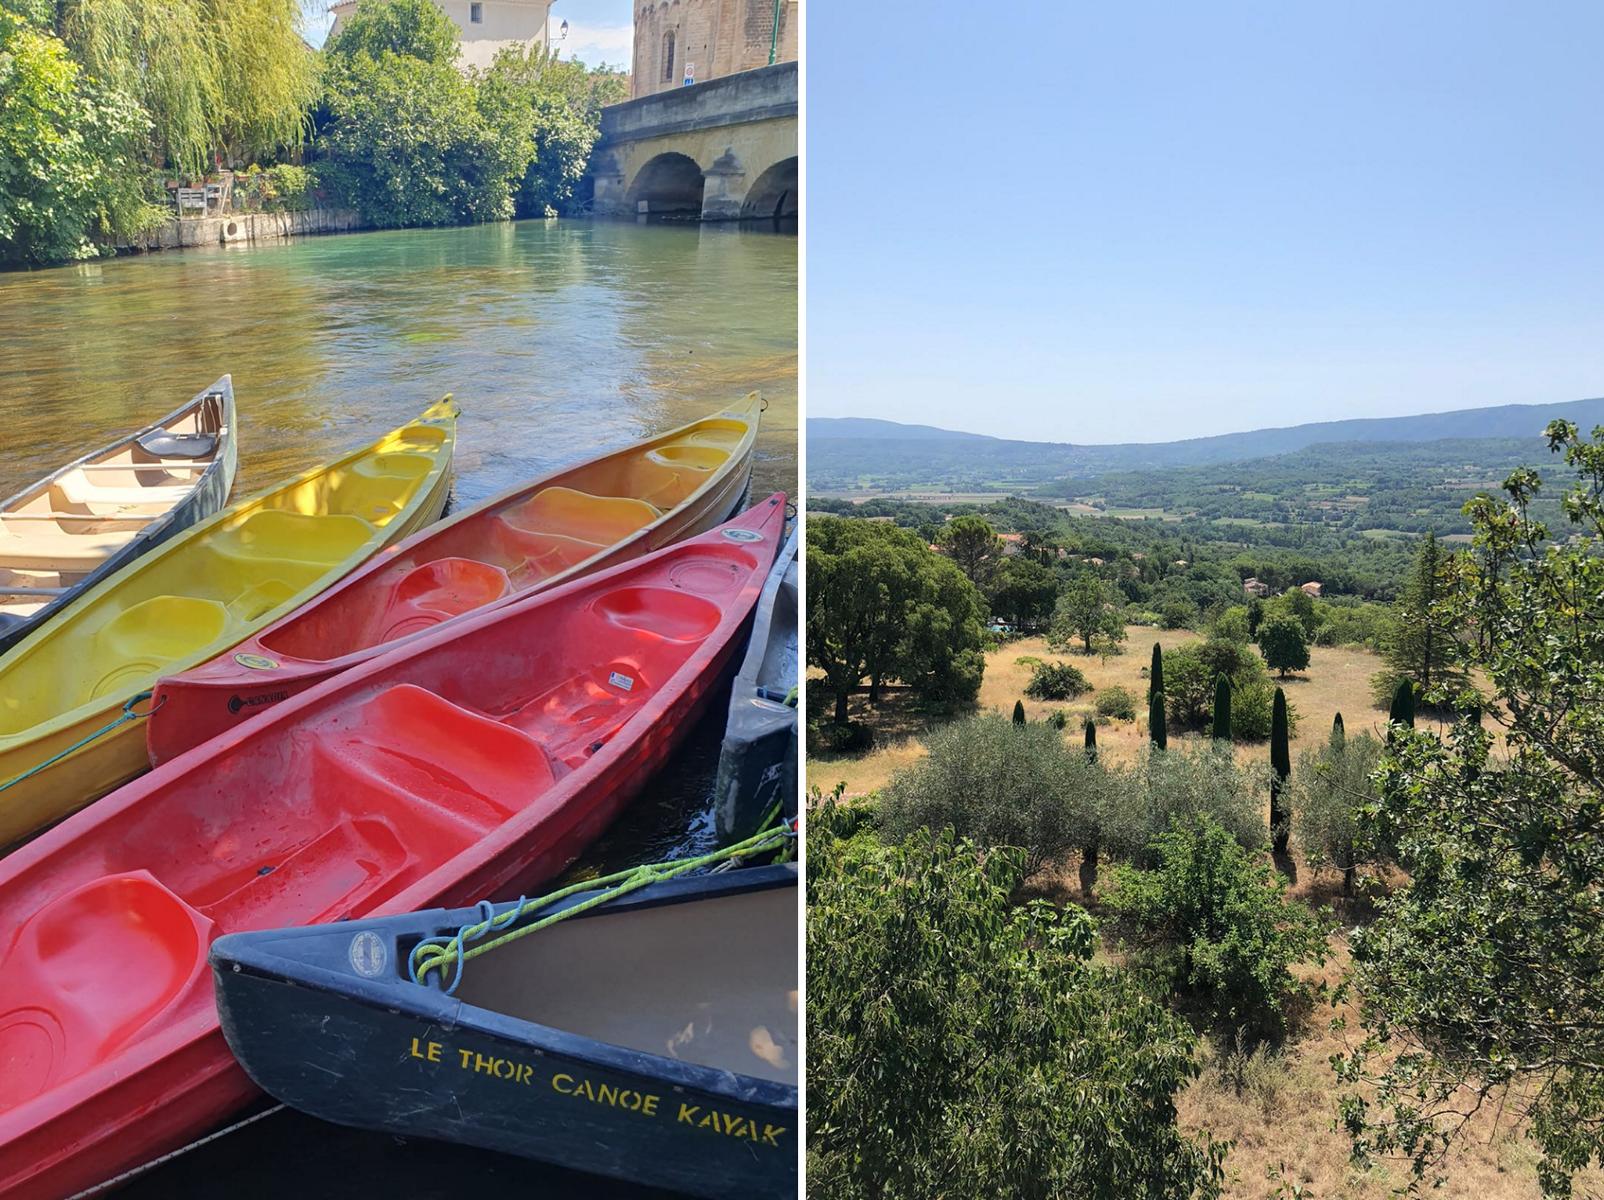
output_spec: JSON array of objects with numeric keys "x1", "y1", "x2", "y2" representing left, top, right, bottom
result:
[{"x1": 118, "y1": 207, "x2": 365, "y2": 254}]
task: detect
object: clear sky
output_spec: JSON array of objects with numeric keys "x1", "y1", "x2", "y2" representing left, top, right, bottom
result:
[
  {"x1": 302, "y1": 0, "x2": 632, "y2": 66},
  {"x1": 807, "y1": 2, "x2": 1604, "y2": 443}
]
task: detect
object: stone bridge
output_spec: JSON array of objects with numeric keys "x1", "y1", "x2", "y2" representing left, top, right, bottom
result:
[{"x1": 589, "y1": 61, "x2": 797, "y2": 221}]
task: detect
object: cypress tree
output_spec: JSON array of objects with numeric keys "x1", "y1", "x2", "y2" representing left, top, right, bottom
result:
[
  {"x1": 1270, "y1": 686, "x2": 1290, "y2": 856},
  {"x1": 1211, "y1": 674, "x2": 1232, "y2": 741},
  {"x1": 1389, "y1": 679, "x2": 1415, "y2": 730},
  {"x1": 1149, "y1": 642, "x2": 1164, "y2": 701},
  {"x1": 1331, "y1": 711, "x2": 1345, "y2": 750},
  {"x1": 1012, "y1": 699, "x2": 1026, "y2": 726},
  {"x1": 1084, "y1": 717, "x2": 1097, "y2": 762},
  {"x1": 1149, "y1": 688, "x2": 1167, "y2": 750}
]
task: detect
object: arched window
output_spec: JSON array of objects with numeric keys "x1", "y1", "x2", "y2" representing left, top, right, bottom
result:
[{"x1": 662, "y1": 31, "x2": 676, "y2": 82}]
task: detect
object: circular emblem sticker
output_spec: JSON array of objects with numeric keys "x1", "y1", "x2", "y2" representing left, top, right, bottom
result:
[
  {"x1": 722, "y1": 528, "x2": 764, "y2": 543},
  {"x1": 348, "y1": 931, "x2": 388, "y2": 978},
  {"x1": 234, "y1": 652, "x2": 279, "y2": 671}
]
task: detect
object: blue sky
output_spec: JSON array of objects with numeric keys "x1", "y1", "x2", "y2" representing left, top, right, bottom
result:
[
  {"x1": 302, "y1": 0, "x2": 632, "y2": 66},
  {"x1": 808, "y1": 2, "x2": 1604, "y2": 443}
]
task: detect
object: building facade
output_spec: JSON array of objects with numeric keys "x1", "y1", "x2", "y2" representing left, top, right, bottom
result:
[
  {"x1": 631, "y1": 0, "x2": 798, "y2": 99},
  {"x1": 327, "y1": 0, "x2": 556, "y2": 71}
]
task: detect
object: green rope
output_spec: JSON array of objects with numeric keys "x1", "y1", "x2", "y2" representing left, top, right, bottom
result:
[
  {"x1": 409, "y1": 817, "x2": 795, "y2": 993},
  {"x1": 0, "y1": 690, "x2": 162, "y2": 793}
]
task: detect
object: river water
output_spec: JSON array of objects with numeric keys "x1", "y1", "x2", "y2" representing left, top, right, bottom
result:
[{"x1": 0, "y1": 219, "x2": 795, "y2": 1196}]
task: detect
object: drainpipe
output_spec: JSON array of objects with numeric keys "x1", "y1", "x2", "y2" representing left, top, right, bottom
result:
[{"x1": 768, "y1": 0, "x2": 781, "y2": 63}]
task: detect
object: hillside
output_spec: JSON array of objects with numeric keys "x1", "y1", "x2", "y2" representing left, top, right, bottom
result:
[{"x1": 807, "y1": 396, "x2": 1604, "y2": 495}]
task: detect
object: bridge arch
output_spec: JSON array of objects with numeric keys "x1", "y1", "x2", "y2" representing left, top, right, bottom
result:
[
  {"x1": 624, "y1": 152, "x2": 705, "y2": 218},
  {"x1": 740, "y1": 156, "x2": 797, "y2": 220}
]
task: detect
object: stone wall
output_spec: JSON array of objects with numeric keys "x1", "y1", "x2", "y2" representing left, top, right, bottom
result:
[{"x1": 122, "y1": 208, "x2": 364, "y2": 253}]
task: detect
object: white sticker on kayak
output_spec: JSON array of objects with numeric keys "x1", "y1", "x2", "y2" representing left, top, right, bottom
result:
[
  {"x1": 608, "y1": 671, "x2": 635, "y2": 691},
  {"x1": 348, "y1": 930, "x2": 388, "y2": 977},
  {"x1": 722, "y1": 528, "x2": 764, "y2": 543}
]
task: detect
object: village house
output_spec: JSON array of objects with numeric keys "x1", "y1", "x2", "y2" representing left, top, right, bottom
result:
[
  {"x1": 1243, "y1": 577, "x2": 1271, "y2": 598},
  {"x1": 1300, "y1": 581, "x2": 1323, "y2": 597}
]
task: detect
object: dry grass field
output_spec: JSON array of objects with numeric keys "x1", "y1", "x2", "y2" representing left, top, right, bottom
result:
[{"x1": 807, "y1": 624, "x2": 1406, "y2": 797}]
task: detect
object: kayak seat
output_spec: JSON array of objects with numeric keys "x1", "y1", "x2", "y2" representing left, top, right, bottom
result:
[
  {"x1": 92, "y1": 595, "x2": 230, "y2": 663},
  {"x1": 0, "y1": 872, "x2": 212, "y2": 1106},
  {"x1": 210, "y1": 510, "x2": 374, "y2": 574},
  {"x1": 501, "y1": 487, "x2": 661, "y2": 546},
  {"x1": 136, "y1": 430, "x2": 217, "y2": 459},
  {"x1": 193, "y1": 814, "x2": 413, "y2": 929},
  {"x1": 499, "y1": 667, "x2": 649, "y2": 767},
  {"x1": 338, "y1": 452, "x2": 435, "y2": 525},
  {"x1": 645, "y1": 442, "x2": 729, "y2": 473},
  {"x1": 592, "y1": 585, "x2": 722, "y2": 643},
  {"x1": 370, "y1": 558, "x2": 514, "y2": 643},
  {"x1": 312, "y1": 685, "x2": 554, "y2": 832}
]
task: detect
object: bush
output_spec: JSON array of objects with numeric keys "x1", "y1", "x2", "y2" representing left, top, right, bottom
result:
[
  {"x1": 1231, "y1": 679, "x2": 1298, "y2": 742},
  {"x1": 1293, "y1": 729, "x2": 1388, "y2": 893},
  {"x1": 1097, "y1": 685, "x2": 1137, "y2": 721},
  {"x1": 1105, "y1": 814, "x2": 1327, "y2": 1041},
  {"x1": 1025, "y1": 659, "x2": 1090, "y2": 701},
  {"x1": 809, "y1": 720, "x2": 875, "y2": 754},
  {"x1": 879, "y1": 713, "x2": 1111, "y2": 875},
  {"x1": 1258, "y1": 615, "x2": 1311, "y2": 677},
  {"x1": 1159, "y1": 596, "x2": 1200, "y2": 630},
  {"x1": 1045, "y1": 709, "x2": 1069, "y2": 730},
  {"x1": 1102, "y1": 744, "x2": 1269, "y2": 864},
  {"x1": 808, "y1": 799, "x2": 1229, "y2": 1198}
]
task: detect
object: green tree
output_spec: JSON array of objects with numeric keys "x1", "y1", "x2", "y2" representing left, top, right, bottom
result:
[
  {"x1": 1293, "y1": 727, "x2": 1384, "y2": 896},
  {"x1": 807, "y1": 516, "x2": 985, "y2": 722},
  {"x1": 1149, "y1": 687, "x2": 1167, "y2": 750},
  {"x1": 1387, "y1": 678, "x2": 1415, "y2": 730},
  {"x1": 1269, "y1": 687, "x2": 1291, "y2": 856},
  {"x1": 1258, "y1": 615, "x2": 1310, "y2": 678},
  {"x1": 1370, "y1": 531, "x2": 1468, "y2": 708},
  {"x1": 1338, "y1": 422, "x2": 1604, "y2": 1194},
  {"x1": 808, "y1": 800, "x2": 1228, "y2": 1199},
  {"x1": 989, "y1": 556, "x2": 1058, "y2": 632},
  {"x1": 1102, "y1": 744, "x2": 1269, "y2": 864},
  {"x1": 1211, "y1": 674, "x2": 1232, "y2": 741},
  {"x1": 1050, "y1": 573, "x2": 1126, "y2": 654},
  {"x1": 1084, "y1": 717, "x2": 1097, "y2": 761},
  {"x1": 0, "y1": 11, "x2": 156, "y2": 264},
  {"x1": 1149, "y1": 642, "x2": 1165, "y2": 700},
  {"x1": 1012, "y1": 699, "x2": 1026, "y2": 726},
  {"x1": 1162, "y1": 645, "x2": 1216, "y2": 728},
  {"x1": 320, "y1": 0, "x2": 533, "y2": 227},
  {"x1": 936, "y1": 515, "x2": 1003, "y2": 591},
  {"x1": 1105, "y1": 814, "x2": 1326, "y2": 1043}
]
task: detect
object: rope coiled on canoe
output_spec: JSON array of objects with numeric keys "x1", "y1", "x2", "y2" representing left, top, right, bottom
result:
[
  {"x1": 408, "y1": 812, "x2": 796, "y2": 995},
  {"x1": 0, "y1": 690, "x2": 164, "y2": 794}
]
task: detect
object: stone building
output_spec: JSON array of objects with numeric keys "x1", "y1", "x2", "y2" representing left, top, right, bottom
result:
[
  {"x1": 631, "y1": 0, "x2": 799, "y2": 99},
  {"x1": 327, "y1": 0, "x2": 557, "y2": 71}
]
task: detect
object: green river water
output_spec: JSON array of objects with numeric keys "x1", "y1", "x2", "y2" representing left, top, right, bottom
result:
[{"x1": 0, "y1": 220, "x2": 796, "y2": 1196}]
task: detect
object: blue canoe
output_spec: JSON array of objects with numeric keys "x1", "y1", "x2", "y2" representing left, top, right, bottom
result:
[{"x1": 210, "y1": 865, "x2": 798, "y2": 1200}]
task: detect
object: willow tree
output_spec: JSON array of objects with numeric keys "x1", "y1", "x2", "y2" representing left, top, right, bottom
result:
[{"x1": 56, "y1": 0, "x2": 313, "y2": 172}]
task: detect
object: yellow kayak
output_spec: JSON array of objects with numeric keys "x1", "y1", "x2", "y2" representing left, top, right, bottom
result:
[{"x1": 0, "y1": 399, "x2": 458, "y2": 848}]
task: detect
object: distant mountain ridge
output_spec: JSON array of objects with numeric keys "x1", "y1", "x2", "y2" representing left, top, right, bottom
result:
[{"x1": 807, "y1": 397, "x2": 1604, "y2": 493}]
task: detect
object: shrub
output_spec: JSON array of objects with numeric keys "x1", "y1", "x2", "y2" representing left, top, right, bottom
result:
[
  {"x1": 1105, "y1": 814, "x2": 1328, "y2": 1041},
  {"x1": 879, "y1": 713, "x2": 1112, "y2": 875},
  {"x1": 808, "y1": 799, "x2": 1229, "y2": 1198},
  {"x1": 1045, "y1": 709, "x2": 1069, "y2": 730},
  {"x1": 1097, "y1": 685, "x2": 1137, "y2": 721},
  {"x1": 263, "y1": 162, "x2": 313, "y2": 210},
  {"x1": 1293, "y1": 729, "x2": 1388, "y2": 894},
  {"x1": 1014, "y1": 655, "x2": 1042, "y2": 667},
  {"x1": 1102, "y1": 745, "x2": 1268, "y2": 863},
  {"x1": 1231, "y1": 679, "x2": 1298, "y2": 742},
  {"x1": 1159, "y1": 596, "x2": 1199, "y2": 630},
  {"x1": 1025, "y1": 659, "x2": 1090, "y2": 701}
]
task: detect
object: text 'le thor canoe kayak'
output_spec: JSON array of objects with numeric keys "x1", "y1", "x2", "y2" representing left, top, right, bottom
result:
[
  {"x1": 714, "y1": 526, "x2": 798, "y2": 842},
  {"x1": 212, "y1": 864, "x2": 798, "y2": 1200},
  {"x1": 0, "y1": 377, "x2": 238, "y2": 657},
  {"x1": 0, "y1": 400, "x2": 457, "y2": 851},
  {"x1": 147, "y1": 393, "x2": 763, "y2": 765},
  {"x1": 0, "y1": 494, "x2": 785, "y2": 1200}
]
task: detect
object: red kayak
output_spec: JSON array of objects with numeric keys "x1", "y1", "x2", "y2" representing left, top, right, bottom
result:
[
  {"x1": 0, "y1": 495, "x2": 785, "y2": 1200},
  {"x1": 146, "y1": 396, "x2": 761, "y2": 765}
]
